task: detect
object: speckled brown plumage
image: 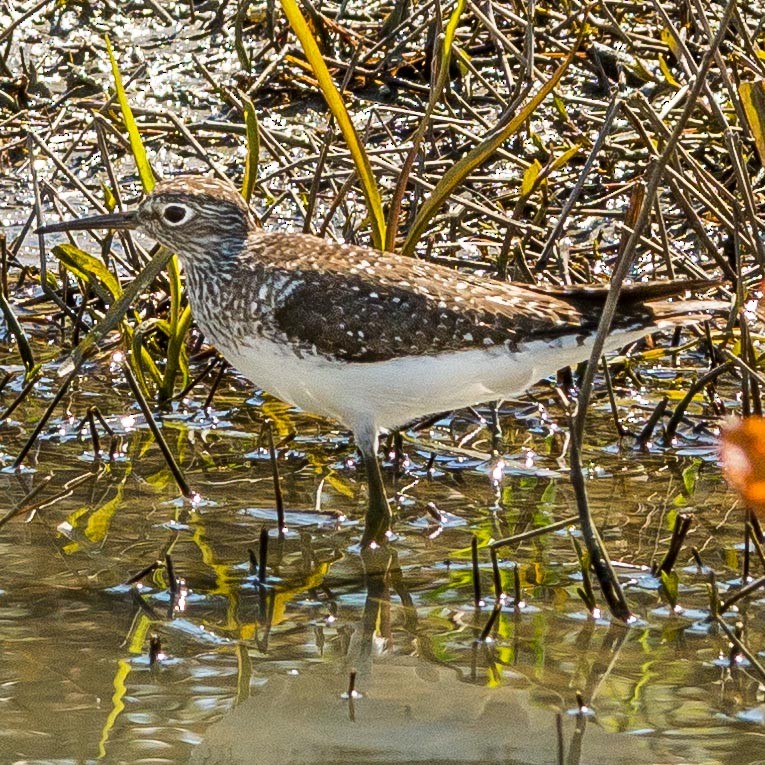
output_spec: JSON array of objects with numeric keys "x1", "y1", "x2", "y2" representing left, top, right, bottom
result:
[
  {"x1": 125, "y1": 176, "x2": 717, "y2": 365},
  {"x1": 220, "y1": 233, "x2": 704, "y2": 362}
]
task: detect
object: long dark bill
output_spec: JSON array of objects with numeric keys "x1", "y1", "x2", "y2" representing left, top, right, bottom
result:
[{"x1": 37, "y1": 209, "x2": 139, "y2": 235}]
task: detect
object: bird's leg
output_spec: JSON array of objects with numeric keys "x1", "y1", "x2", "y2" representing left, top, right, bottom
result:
[
  {"x1": 356, "y1": 426, "x2": 392, "y2": 547},
  {"x1": 361, "y1": 448, "x2": 392, "y2": 546}
]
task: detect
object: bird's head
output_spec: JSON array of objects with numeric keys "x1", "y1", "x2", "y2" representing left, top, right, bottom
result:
[{"x1": 38, "y1": 175, "x2": 257, "y2": 264}]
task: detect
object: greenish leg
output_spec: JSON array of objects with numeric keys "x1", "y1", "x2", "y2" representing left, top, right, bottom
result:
[{"x1": 359, "y1": 443, "x2": 392, "y2": 547}]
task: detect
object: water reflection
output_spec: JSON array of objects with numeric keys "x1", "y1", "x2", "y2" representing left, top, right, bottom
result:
[
  {"x1": 190, "y1": 546, "x2": 667, "y2": 765},
  {"x1": 0, "y1": 362, "x2": 760, "y2": 762}
]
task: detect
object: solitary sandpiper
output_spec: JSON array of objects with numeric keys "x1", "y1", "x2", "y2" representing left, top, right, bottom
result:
[{"x1": 39, "y1": 175, "x2": 724, "y2": 545}]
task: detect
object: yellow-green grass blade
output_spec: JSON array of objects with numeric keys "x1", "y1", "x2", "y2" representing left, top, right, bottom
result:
[
  {"x1": 53, "y1": 243, "x2": 123, "y2": 303},
  {"x1": 59, "y1": 246, "x2": 174, "y2": 377},
  {"x1": 241, "y1": 93, "x2": 260, "y2": 204},
  {"x1": 55, "y1": 241, "x2": 161, "y2": 391},
  {"x1": 386, "y1": 0, "x2": 465, "y2": 251},
  {"x1": 0, "y1": 291, "x2": 34, "y2": 374},
  {"x1": 401, "y1": 39, "x2": 580, "y2": 256},
  {"x1": 158, "y1": 304, "x2": 193, "y2": 403},
  {"x1": 131, "y1": 319, "x2": 165, "y2": 393},
  {"x1": 739, "y1": 80, "x2": 765, "y2": 167},
  {"x1": 279, "y1": 0, "x2": 386, "y2": 248},
  {"x1": 105, "y1": 36, "x2": 155, "y2": 192},
  {"x1": 107, "y1": 38, "x2": 192, "y2": 402}
]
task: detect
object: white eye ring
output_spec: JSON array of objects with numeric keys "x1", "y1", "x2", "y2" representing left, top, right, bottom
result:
[{"x1": 162, "y1": 204, "x2": 191, "y2": 225}]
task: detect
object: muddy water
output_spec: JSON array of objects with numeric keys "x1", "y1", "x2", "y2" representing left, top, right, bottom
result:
[{"x1": 0, "y1": 345, "x2": 758, "y2": 764}]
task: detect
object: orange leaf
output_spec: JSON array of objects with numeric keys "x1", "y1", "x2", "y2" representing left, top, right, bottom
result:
[{"x1": 720, "y1": 417, "x2": 765, "y2": 516}]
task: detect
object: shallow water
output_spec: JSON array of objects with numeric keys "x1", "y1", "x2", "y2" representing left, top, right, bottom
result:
[
  {"x1": 0, "y1": 344, "x2": 760, "y2": 764},
  {"x1": 0, "y1": 2, "x2": 760, "y2": 761}
]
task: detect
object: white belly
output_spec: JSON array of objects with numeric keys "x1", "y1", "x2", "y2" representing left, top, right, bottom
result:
[{"x1": 217, "y1": 328, "x2": 649, "y2": 437}]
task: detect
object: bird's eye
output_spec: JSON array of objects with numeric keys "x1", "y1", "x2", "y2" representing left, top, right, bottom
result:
[{"x1": 162, "y1": 205, "x2": 189, "y2": 224}]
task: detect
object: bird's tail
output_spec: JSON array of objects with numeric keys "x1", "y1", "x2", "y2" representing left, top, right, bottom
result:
[
  {"x1": 645, "y1": 298, "x2": 731, "y2": 328},
  {"x1": 536, "y1": 278, "x2": 723, "y2": 306}
]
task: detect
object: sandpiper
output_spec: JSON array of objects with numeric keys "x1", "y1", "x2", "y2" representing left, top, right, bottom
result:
[{"x1": 39, "y1": 175, "x2": 724, "y2": 545}]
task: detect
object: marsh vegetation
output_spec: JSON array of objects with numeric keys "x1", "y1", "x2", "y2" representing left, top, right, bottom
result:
[{"x1": 1, "y1": 0, "x2": 764, "y2": 761}]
